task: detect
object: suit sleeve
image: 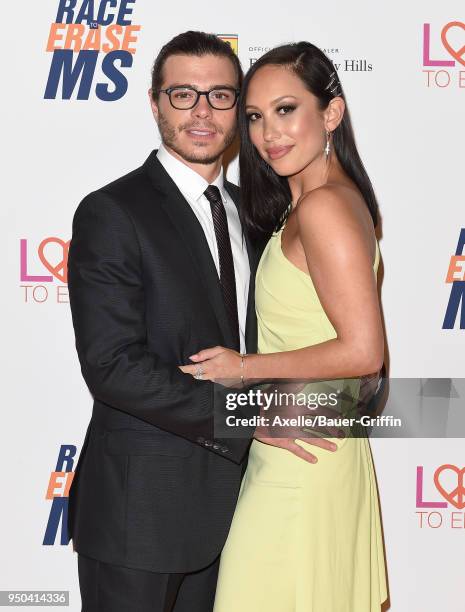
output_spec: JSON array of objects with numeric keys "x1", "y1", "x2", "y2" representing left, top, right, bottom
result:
[{"x1": 68, "y1": 190, "x2": 251, "y2": 464}]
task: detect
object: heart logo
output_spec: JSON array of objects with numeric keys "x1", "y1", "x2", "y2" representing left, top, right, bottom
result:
[
  {"x1": 434, "y1": 464, "x2": 465, "y2": 509},
  {"x1": 441, "y1": 21, "x2": 465, "y2": 67},
  {"x1": 38, "y1": 237, "x2": 70, "y2": 284}
]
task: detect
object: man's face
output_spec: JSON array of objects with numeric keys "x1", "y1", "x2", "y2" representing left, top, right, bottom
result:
[{"x1": 150, "y1": 53, "x2": 238, "y2": 165}]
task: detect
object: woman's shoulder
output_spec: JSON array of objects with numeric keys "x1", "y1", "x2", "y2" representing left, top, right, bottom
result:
[
  {"x1": 295, "y1": 182, "x2": 367, "y2": 229},
  {"x1": 294, "y1": 183, "x2": 376, "y2": 262}
]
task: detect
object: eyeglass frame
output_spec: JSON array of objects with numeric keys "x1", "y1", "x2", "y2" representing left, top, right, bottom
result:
[{"x1": 157, "y1": 86, "x2": 240, "y2": 110}]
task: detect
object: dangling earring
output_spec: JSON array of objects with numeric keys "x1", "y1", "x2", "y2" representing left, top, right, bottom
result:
[{"x1": 324, "y1": 130, "x2": 331, "y2": 160}]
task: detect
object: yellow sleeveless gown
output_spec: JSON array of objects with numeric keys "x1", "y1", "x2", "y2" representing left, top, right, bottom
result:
[{"x1": 213, "y1": 227, "x2": 388, "y2": 612}]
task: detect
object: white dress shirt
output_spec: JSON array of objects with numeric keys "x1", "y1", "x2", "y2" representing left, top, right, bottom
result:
[{"x1": 156, "y1": 144, "x2": 250, "y2": 353}]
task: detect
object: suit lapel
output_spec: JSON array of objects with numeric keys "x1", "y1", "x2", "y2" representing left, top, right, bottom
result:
[{"x1": 143, "y1": 152, "x2": 236, "y2": 348}]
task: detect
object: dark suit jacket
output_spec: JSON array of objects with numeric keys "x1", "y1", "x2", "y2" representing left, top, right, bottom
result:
[{"x1": 67, "y1": 150, "x2": 259, "y2": 573}]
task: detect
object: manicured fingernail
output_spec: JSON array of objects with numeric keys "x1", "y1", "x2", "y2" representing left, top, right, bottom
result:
[
  {"x1": 330, "y1": 443, "x2": 337, "y2": 450},
  {"x1": 189, "y1": 354, "x2": 198, "y2": 360}
]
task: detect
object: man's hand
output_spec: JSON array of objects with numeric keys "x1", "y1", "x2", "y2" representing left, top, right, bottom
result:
[
  {"x1": 252, "y1": 379, "x2": 344, "y2": 463},
  {"x1": 253, "y1": 433, "x2": 338, "y2": 464}
]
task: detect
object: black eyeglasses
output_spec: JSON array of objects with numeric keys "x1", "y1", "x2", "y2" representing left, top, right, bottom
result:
[{"x1": 158, "y1": 86, "x2": 240, "y2": 110}]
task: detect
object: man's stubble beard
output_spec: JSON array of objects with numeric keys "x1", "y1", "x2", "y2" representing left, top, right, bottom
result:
[{"x1": 157, "y1": 111, "x2": 237, "y2": 165}]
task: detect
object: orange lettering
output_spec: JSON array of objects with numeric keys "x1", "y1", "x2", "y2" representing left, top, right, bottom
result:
[
  {"x1": 64, "y1": 24, "x2": 85, "y2": 52},
  {"x1": 121, "y1": 25, "x2": 141, "y2": 54},
  {"x1": 46, "y1": 23, "x2": 66, "y2": 51},
  {"x1": 102, "y1": 24, "x2": 122, "y2": 53},
  {"x1": 83, "y1": 27, "x2": 101, "y2": 51},
  {"x1": 46, "y1": 471, "x2": 74, "y2": 499},
  {"x1": 446, "y1": 256, "x2": 465, "y2": 282},
  {"x1": 63, "y1": 472, "x2": 75, "y2": 496},
  {"x1": 46, "y1": 472, "x2": 66, "y2": 499}
]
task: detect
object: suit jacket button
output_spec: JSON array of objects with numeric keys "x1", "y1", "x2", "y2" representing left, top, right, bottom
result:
[
  {"x1": 197, "y1": 436, "x2": 205, "y2": 444},
  {"x1": 205, "y1": 440, "x2": 213, "y2": 447},
  {"x1": 221, "y1": 447, "x2": 229, "y2": 453},
  {"x1": 213, "y1": 444, "x2": 220, "y2": 450}
]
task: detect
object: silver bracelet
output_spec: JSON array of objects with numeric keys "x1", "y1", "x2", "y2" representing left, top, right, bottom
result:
[{"x1": 240, "y1": 353, "x2": 247, "y2": 386}]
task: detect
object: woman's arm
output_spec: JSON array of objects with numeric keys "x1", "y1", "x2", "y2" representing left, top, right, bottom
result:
[
  {"x1": 185, "y1": 185, "x2": 384, "y2": 381},
  {"x1": 245, "y1": 185, "x2": 384, "y2": 379}
]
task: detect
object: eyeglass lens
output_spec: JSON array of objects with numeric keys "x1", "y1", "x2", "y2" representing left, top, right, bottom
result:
[{"x1": 169, "y1": 88, "x2": 236, "y2": 109}]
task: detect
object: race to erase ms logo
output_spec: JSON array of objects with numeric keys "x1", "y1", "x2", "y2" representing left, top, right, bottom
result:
[
  {"x1": 443, "y1": 229, "x2": 465, "y2": 329},
  {"x1": 20, "y1": 237, "x2": 69, "y2": 304},
  {"x1": 416, "y1": 465, "x2": 465, "y2": 529},
  {"x1": 44, "y1": 0, "x2": 141, "y2": 100},
  {"x1": 43, "y1": 445, "x2": 76, "y2": 545},
  {"x1": 422, "y1": 21, "x2": 465, "y2": 88}
]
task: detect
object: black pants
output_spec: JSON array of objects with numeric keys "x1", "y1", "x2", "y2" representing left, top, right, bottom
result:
[{"x1": 78, "y1": 554, "x2": 220, "y2": 612}]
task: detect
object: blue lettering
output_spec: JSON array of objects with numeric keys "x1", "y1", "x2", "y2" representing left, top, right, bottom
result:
[
  {"x1": 44, "y1": 50, "x2": 98, "y2": 100},
  {"x1": 443, "y1": 282, "x2": 465, "y2": 329},
  {"x1": 443, "y1": 229, "x2": 465, "y2": 329},
  {"x1": 454, "y1": 229, "x2": 465, "y2": 257},
  {"x1": 55, "y1": 445, "x2": 77, "y2": 472},
  {"x1": 97, "y1": 0, "x2": 117, "y2": 25},
  {"x1": 117, "y1": 0, "x2": 136, "y2": 25},
  {"x1": 54, "y1": 0, "x2": 136, "y2": 25},
  {"x1": 96, "y1": 50, "x2": 131, "y2": 101},
  {"x1": 56, "y1": 0, "x2": 77, "y2": 23},
  {"x1": 76, "y1": 0, "x2": 96, "y2": 26},
  {"x1": 43, "y1": 498, "x2": 70, "y2": 545}
]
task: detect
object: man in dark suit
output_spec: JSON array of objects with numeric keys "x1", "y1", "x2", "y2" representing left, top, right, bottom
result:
[{"x1": 67, "y1": 31, "x2": 256, "y2": 612}]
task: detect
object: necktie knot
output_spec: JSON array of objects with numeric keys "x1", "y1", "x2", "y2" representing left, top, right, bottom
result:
[{"x1": 204, "y1": 185, "x2": 223, "y2": 207}]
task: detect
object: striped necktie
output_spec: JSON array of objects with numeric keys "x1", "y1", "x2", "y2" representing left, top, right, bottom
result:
[{"x1": 204, "y1": 185, "x2": 240, "y2": 351}]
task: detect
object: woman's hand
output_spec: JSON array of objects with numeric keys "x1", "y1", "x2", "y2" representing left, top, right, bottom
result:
[{"x1": 179, "y1": 346, "x2": 243, "y2": 385}]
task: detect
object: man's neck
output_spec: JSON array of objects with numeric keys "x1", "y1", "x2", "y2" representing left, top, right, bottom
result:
[{"x1": 162, "y1": 143, "x2": 223, "y2": 184}]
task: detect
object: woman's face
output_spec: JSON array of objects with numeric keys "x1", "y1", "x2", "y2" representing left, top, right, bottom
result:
[{"x1": 245, "y1": 65, "x2": 329, "y2": 177}]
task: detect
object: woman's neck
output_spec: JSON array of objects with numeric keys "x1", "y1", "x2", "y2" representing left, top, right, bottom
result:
[{"x1": 287, "y1": 154, "x2": 344, "y2": 207}]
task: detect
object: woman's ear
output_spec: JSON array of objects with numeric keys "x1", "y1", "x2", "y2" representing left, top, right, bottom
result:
[{"x1": 325, "y1": 96, "x2": 345, "y2": 132}]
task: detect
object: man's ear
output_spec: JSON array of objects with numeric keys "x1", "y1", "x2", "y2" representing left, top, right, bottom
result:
[
  {"x1": 148, "y1": 88, "x2": 159, "y2": 124},
  {"x1": 325, "y1": 96, "x2": 345, "y2": 132}
]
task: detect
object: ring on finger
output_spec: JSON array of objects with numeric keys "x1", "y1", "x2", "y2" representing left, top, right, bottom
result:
[{"x1": 194, "y1": 364, "x2": 204, "y2": 380}]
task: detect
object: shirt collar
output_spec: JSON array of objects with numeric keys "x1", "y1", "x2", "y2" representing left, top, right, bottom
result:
[{"x1": 156, "y1": 143, "x2": 227, "y2": 202}]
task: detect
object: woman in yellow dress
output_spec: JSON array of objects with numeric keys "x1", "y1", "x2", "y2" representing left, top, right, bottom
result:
[{"x1": 182, "y1": 42, "x2": 388, "y2": 611}]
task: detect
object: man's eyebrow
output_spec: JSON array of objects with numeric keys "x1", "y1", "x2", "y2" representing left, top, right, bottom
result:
[
  {"x1": 165, "y1": 83, "x2": 195, "y2": 89},
  {"x1": 210, "y1": 84, "x2": 238, "y2": 89},
  {"x1": 165, "y1": 83, "x2": 238, "y2": 90}
]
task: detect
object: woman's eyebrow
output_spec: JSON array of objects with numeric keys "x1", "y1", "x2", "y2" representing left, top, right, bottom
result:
[
  {"x1": 270, "y1": 94, "x2": 298, "y2": 104},
  {"x1": 246, "y1": 94, "x2": 298, "y2": 109}
]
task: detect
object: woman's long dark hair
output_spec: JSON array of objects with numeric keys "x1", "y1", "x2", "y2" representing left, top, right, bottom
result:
[{"x1": 238, "y1": 42, "x2": 379, "y2": 239}]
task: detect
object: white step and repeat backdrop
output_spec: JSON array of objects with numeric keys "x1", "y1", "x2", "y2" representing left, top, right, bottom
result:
[{"x1": 2, "y1": 1, "x2": 464, "y2": 610}]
